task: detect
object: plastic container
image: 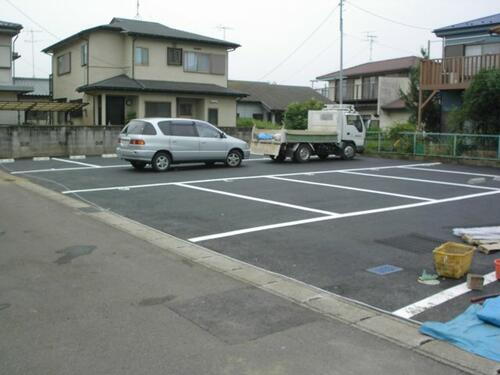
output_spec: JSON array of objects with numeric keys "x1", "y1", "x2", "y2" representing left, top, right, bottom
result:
[
  {"x1": 433, "y1": 242, "x2": 475, "y2": 279},
  {"x1": 495, "y1": 259, "x2": 500, "y2": 281}
]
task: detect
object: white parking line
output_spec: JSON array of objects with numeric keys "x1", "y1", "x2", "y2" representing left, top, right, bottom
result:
[
  {"x1": 392, "y1": 272, "x2": 497, "y2": 319},
  {"x1": 11, "y1": 164, "x2": 130, "y2": 174},
  {"x1": 61, "y1": 162, "x2": 441, "y2": 194},
  {"x1": 51, "y1": 157, "x2": 102, "y2": 168},
  {"x1": 338, "y1": 171, "x2": 500, "y2": 191},
  {"x1": 189, "y1": 189, "x2": 500, "y2": 242},
  {"x1": 399, "y1": 165, "x2": 500, "y2": 179},
  {"x1": 175, "y1": 183, "x2": 340, "y2": 216},
  {"x1": 268, "y1": 176, "x2": 436, "y2": 202}
]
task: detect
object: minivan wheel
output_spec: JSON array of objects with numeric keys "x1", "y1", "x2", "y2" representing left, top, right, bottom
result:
[
  {"x1": 130, "y1": 161, "x2": 147, "y2": 170},
  {"x1": 152, "y1": 152, "x2": 171, "y2": 172},
  {"x1": 225, "y1": 150, "x2": 242, "y2": 167}
]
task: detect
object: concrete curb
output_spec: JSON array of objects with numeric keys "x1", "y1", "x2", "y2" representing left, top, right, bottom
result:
[{"x1": 2, "y1": 170, "x2": 498, "y2": 375}]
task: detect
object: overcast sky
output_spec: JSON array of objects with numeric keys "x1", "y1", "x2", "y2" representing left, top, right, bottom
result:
[{"x1": 3, "y1": 0, "x2": 500, "y2": 88}]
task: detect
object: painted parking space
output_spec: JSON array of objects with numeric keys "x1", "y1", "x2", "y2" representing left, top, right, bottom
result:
[{"x1": 4, "y1": 155, "x2": 499, "y2": 323}]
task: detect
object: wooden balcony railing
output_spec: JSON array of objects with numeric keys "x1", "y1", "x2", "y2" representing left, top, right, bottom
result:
[{"x1": 421, "y1": 54, "x2": 500, "y2": 90}]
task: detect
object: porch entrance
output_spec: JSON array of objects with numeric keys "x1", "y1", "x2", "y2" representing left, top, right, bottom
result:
[{"x1": 106, "y1": 96, "x2": 125, "y2": 125}]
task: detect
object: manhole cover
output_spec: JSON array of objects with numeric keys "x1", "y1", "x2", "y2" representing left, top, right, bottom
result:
[{"x1": 367, "y1": 264, "x2": 403, "y2": 275}]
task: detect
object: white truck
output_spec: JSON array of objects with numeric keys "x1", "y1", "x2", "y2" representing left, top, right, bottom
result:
[{"x1": 250, "y1": 104, "x2": 367, "y2": 162}]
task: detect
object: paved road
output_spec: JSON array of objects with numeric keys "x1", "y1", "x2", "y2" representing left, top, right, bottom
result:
[
  {"x1": 0, "y1": 174, "x2": 474, "y2": 375},
  {"x1": 5, "y1": 155, "x2": 499, "y2": 322}
]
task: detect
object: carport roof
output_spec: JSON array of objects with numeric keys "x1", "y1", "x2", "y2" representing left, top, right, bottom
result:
[
  {"x1": 77, "y1": 74, "x2": 248, "y2": 97},
  {"x1": 228, "y1": 80, "x2": 332, "y2": 111},
  {"x1": 0, "y1": 101, "x2": 87, "y2": 112}
]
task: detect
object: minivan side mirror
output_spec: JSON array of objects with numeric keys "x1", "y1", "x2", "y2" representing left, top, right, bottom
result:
[{"x1": 220, "y1": 132, "x2": 226, "y2": 139}]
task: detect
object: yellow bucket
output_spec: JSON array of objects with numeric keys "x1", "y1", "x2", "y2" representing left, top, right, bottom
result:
[{"x1": 433, "y1": 242, "x2": 475, "y2": 279}]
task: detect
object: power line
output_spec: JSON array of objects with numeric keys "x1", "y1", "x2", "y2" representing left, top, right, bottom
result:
[
  {"x1": 3, "y1": 0, "x2": 60, "y2": 39},
  {"x1": 259, "y1": 4, "x2": 339, "y2": 80},
  {"x1": 346, "y1": 1, "x2": 432, "y2": 31}
]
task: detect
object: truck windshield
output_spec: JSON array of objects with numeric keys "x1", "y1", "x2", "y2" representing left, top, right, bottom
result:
[{"x1": 346, "y1": 115, "x2": 364, "y2": 132}]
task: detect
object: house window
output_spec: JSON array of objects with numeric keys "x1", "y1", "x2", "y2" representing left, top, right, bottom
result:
[
  {"x1": 179, "y1": 103, "x2": 193, "y2": 116},
  {"x1": 135, "y1": 47, "x2": 149, "y2": 65},
  {"x1": 167, "y1": 47, "x2": 182, "y2": 66},
  {"x1": 208, "y1": 108, "x2": 218, "y2": 125},
  {"x1": 80, "y1": 43, "x2": 88, "y2": 66},
  {"x1": 183, "y1": 52, "x2": 225, "y2": 75},
  {"x1": 0, "y1": 45, "x2": 11, "y2": 68},
  {"x1": 57, "y1": 53, "x2": 71, "y2": 75},
  {"x1": 145, "y1": 101, "x2": 172, "y2": 117}
]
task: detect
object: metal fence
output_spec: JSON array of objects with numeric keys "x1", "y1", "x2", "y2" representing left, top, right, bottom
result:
[{"x1": 365, "y1": 131, "x2": 500, "y2": 161}]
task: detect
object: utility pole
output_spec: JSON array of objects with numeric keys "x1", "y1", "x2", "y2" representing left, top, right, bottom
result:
[
  {"x1": 339, "y1": 0, "x2": 344, "y2": 106},
  {"x1": 135, "y1": 0, "x2": 141, "y2": 19},
  {"x1": 365, "y1": 32, "x2": 377, "y2": 61},
  {"x1": 24, "y1": 29, "x2": 41, "y2": 78},
  {"x1": 216, "y1": 25, "x2": 233, "y2": 40}
]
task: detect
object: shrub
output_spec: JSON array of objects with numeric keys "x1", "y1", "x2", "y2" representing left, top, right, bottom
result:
[
  {"x1": 284, "y1": 99, "x2": 324, "y2": 130},
  {"x1": 236, "y1": 117, "x2": 281, "y2": 129}
]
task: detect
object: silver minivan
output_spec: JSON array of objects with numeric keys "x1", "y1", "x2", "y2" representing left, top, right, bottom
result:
[{"x1": 116, "y1": 118, "x2": 251, "y2": 171}]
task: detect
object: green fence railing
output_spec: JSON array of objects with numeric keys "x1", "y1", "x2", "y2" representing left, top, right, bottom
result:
[{"x1": 365, "y1": 131, "x2": 500, "y2": 161}]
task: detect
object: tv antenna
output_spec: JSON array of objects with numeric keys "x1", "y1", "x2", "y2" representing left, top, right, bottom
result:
[
  {"x1": 24, "y1": 29, "x2": 42, "y2": 78},
  {"x1": 135, "y1": 0, "x2": 141, "y2": 19},
  {"x1": 365, "y1": 32, "x2": 377, "y2": 61},
  {"x1": 216, "y1": 25, "x2": 233, "y2": 40}
]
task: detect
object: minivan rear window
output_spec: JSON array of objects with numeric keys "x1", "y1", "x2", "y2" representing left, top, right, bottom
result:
[{"x1": 123, "y1": 120, "x2": 156, "y2": 135}]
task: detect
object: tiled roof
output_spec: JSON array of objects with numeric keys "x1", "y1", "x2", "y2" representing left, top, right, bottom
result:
[
  {"x1": 77, "y1": 74, "x2": 246, "y2": 97},
  {"x1": 434, "y1": 13, "x2": 500, "y2": 35},
  {"x1": 228, "y1": 80, "x2": 331, "y2": 111},
  {"x1": 44, "y1": 17, "x2": 239, "y2": 53},
  {"x1": 316, "y1": 56, "x2": 420, "y2": 81},
  {"x1": 0, "y1": 20, "x2": 22, "y2": 34},
  {"x1": 14, "y1": 77, "x2": 50, "y2": 96}
]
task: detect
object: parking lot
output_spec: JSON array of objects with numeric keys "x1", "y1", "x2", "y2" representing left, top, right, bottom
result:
[{"x1": 3, "y1": 154, "x2": 499, "y2": 322}]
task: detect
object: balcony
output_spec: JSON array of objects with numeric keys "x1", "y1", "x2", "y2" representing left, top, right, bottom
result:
[{"x1": 421, "y1": 54, "x2": 500, "y2": 91}]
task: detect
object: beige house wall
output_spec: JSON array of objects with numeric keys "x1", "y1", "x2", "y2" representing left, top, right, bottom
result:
[
  {"x1": 0, "y1": 92, "x2": 18, "y2": 124},
  {"x1": 0, "y1": 34, "x2": 13, "y2": 84},
  {"x1": 377, "y1": 77, "x2": 410, "y2": 128},
  {"x1": 132, "y1": 37, "x2": 228, "y2": 86},
  {"x1": 379, "y1": 109, "x2": 411, "y2": 129},
  {"x1": 89, "y1": 31, "x2": 129, "y2": 83}
]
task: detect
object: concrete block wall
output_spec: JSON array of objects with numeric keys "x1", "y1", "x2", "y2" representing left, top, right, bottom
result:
[
  {"x1": 219, "y1": 127, "x2": 252, "y2": 143},
  {"x1": 0, "y1": 125, "x2": 123, "y2": 158}
]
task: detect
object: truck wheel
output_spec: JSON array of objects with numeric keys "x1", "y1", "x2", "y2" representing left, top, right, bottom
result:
[
  {"x1": 130, "y1": 161, "x2": 147, "y2": 170},
  {"x1": 152, "y1": 152, "x2": 171, "y2": 172},
  {"x1": 293, "y1": 144, "x2": 311, "y2": 163},
  {"x1": 340, "y1": 143, "x2": 356, "y2": 160}
]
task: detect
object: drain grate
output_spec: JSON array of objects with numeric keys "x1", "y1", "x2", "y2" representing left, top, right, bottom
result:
[{"x1": 367, "y1": 264, "x2": 403, "y2": 275}]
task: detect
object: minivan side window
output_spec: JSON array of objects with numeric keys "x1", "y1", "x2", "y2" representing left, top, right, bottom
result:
[
  {"x1": 158, "y1": 121, "x2": 171, "y2": 135},
  {"x1": 123, "y1": 120, "x2": 154, "y2": 135},
  {"x1": 196, "y1": 122, "x2": 220, "y2": 138},
  {"x1": 170, "y1": 121, "x2": 197, "y2": 137},
  {"x1": 142, "y1": 123, "x2": 157, "y2": 135}
]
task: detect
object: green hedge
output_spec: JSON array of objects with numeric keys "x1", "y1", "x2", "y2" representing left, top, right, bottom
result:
[{"x1": 236, "y1": 117, "x2": 281, "y2": 129}]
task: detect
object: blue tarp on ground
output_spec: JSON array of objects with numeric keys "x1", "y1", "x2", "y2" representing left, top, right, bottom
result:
[{"x1": 420, "y1": 297, "x2": 500, "y2": 362}]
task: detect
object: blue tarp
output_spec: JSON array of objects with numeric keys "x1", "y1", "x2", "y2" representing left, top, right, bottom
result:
[
  {"x1": 478, "y1": 296, "x2": 500, "y2": 327},
  {"x1": 257, "y1": 133, "x2": 273, "y2": 140},
  {"x1": 420, "y1": 297, "x2": 500, "y2": 362}
]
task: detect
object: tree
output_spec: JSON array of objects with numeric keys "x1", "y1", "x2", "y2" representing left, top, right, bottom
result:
[
  {"x1": 399, "y1": 48, "x2": 441, "y2": 131},
  {"x1": 284, "y1": 99, "x2": 324, "y2": 130},
  {"x1": 453, "y1": 69, "x2": 500, "y2": 134}
]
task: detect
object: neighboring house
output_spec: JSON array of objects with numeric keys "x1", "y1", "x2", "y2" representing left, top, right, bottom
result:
[
  {"x1": 316, "y1": 56, "x2": 420, "y2": 128},
  {"x1": 228, "y1": 80, "x2": 331, "y2": 124},
  {"x1": 0, "y1": 20, "x2": 33, "y2": 124},
  {"x1": 14, "y1": 77, "x2": 51, "y2": 124},
  {"x1": 42, "y1": 17, "x2": 246, "y2": 126},
  {"x1": 420, "y1": 13, "x2": 500, "y2": 127}
]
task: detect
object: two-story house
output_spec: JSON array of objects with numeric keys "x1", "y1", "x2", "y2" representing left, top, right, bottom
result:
[
  {"x1": 420, "y1": 13, "x2": 500, "y2": 127},
  {"x1": 42, "y1": 18, "x2": 246, "y2": 126},
  {"x1": 316, "y1": 56, "x2": 420, "y2": 128},
  {"x1": 0, "y1": 20, "x2": 33, "y2": 124}
]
